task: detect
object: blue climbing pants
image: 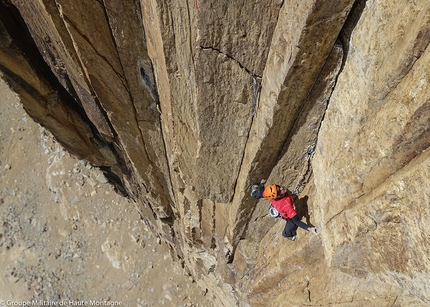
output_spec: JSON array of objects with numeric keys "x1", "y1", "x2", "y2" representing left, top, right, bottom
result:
[{"x1": 282, "y1": 215, "x2": 309, "y2": 238}]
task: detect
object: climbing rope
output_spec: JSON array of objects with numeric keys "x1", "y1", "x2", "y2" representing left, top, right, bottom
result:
[
  {"x1": 252, "y1": 77, "x2": 261, "y2": 118},
  {"x1": 291, "y1": 143, "x2": 316, "y2": 196}
]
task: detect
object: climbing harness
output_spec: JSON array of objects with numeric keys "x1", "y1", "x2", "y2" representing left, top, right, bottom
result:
[{"x1": 268, "y1": 206, "x2": 281, "y2": 219}]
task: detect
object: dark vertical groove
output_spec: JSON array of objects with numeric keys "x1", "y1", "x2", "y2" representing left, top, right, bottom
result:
[
  {"x1": 0, "y1": 0, "x2": 129, "y2": 193},
  {"x1": 0, "y1": 0, "x2": 92, "y2": 136}
]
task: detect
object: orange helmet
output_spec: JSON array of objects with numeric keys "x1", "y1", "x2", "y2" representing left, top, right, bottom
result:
[{"x1": 263, "y1": 184, "x2": 277, "y2": 200}]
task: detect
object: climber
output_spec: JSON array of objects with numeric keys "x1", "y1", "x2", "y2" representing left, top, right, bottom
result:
[{"x1": 260, "y1": 179, "x2": 317, "y2": 241}]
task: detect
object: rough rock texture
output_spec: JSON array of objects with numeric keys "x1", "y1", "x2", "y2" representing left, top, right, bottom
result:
[
  {"x1": 313, "y1": 0, "x2": 430, "y2": 302},
  {"x1": 0, "y1": 0, "x2": 429, "y2": 305},
  {"x1": 0, "y1": 78, "x2": 214, "y2": 307}
]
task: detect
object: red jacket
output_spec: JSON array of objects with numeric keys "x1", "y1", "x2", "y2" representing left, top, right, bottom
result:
[{"x1": 270, "y1": 194, "x2": 297, "y2": 219}]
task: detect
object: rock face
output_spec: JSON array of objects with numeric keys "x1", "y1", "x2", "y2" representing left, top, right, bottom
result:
[{"x1": 0, "y1": 0, "x2": 429, "y2": 305}]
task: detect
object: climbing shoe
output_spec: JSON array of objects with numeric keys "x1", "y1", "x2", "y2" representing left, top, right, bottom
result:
[{"x1": 287, "y1": 235, "x2": 297, "y2": 241}]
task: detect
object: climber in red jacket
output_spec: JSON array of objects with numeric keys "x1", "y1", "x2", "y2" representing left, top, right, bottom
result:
[{"x1": 261, "y1": 179, "x2": 317, "y2": 241}]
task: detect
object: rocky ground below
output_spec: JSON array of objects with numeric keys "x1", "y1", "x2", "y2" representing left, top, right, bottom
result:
[{"x1": 0, "y1": 77, "x2": 214, "y2": 307}]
